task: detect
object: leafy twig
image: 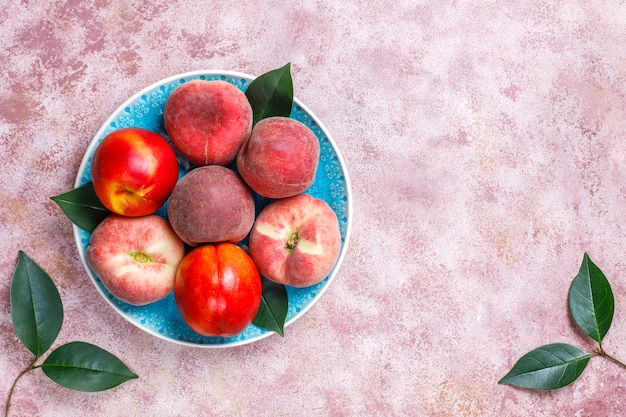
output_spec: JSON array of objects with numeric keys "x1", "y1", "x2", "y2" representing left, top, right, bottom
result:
[
  {"x1": 499, "y1": 253, "x2": 623, "y2": 391},
  {"x1": 5, "y1": 252, "x2": 137, "y2": 417}
]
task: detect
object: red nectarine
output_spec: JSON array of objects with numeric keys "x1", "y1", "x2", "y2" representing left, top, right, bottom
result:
[
  {"x1": 91, "y1": 127, "x2": 179, "y2": 217},
  {"x1": 174, "y1": 243, "x2": 262, "y2": 337}
]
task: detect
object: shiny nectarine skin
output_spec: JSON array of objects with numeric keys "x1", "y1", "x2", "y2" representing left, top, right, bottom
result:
[
  {"x1": 91, "y1": 127, "x2": 179, "y2": 217},
  {"x1": 174, "y1": 243, "x2": 262, "y2": 337}
]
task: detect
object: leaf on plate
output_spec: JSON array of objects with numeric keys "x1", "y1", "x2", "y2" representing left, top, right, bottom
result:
[
  {"x1": 498, "y1": 343, "x2": 591, "y2": 391},
  {"x1": 568, "y1": 253, "x2": 614, "y2": 344},
  {"x1": 51, "y1": 183, "x2": 110, "y2": 233},
  {"x1": 10, "y1": 251, "x2": 64, "y2": 358},
  {"x1": 253, "y1": 277, "x2": 288, "y2": 336},
  {"x1": 42, "y1": 341, "x2": 138, "y2": 392},
  {"x1": 245, "y1": 62, "x2": 294, "y2": 125}
]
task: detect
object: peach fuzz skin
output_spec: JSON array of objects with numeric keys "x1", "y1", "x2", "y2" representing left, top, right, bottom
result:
[
  {"x1": 90, "y1": 128, "x2": 179, "y2": 217},
  {"x1": 174, "y1": 243, "x2": 262, "y2": 337},
  {"x1": 236, "y1": 116, "x2": 320, "y2": 199},
  {"x1": 164, "y1": 80, "x2": 252, "y2": 166},
  {"x1": 249, "y1": 193, "x2": 341, "y2": 288},
  {"x1": 167, "y1": 165, "x2": 255, "y2": 246},
  {"x1": 86, "y1": 215, "x2": 185, "y2": 306}
]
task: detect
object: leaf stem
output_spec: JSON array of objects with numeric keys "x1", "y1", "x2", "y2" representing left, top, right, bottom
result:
[
  {"x1": 5, "y1": 359, "x2": 40, "y2": 417},
  {"x1": 595, "y1": 347, "x2": 626, "y2": 370}
]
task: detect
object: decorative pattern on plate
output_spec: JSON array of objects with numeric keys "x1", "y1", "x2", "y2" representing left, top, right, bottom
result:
[{"x1": 74, "y1": 70, "x2": 352, "y2": 348}]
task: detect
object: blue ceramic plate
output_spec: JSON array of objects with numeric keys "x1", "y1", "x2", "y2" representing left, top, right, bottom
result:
[{"x1": 73, "y1": 70, "x2": 352, "y2": 347}]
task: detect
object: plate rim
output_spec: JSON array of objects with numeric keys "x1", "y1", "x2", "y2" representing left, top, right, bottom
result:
[{"x1": 72, "y1": 69, "x2": 353, "y2": 348}]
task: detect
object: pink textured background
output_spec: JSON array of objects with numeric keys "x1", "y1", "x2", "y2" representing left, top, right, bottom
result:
[{"x1": 1, "y1": 1, "x2": 626, "y2": 416}]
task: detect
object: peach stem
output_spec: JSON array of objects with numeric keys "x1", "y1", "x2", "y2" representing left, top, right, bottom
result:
[
  {"x1": 285, "y1": 233, "x2": 299, "y2": 252},
  {"x1": 131, "y1": 252, "x2": 151, "y2": 263}
]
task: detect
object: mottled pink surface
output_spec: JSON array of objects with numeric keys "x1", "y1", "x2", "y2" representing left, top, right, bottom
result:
[{"x1": 1, "y1": 1, "x2": 626, "y2": 416}]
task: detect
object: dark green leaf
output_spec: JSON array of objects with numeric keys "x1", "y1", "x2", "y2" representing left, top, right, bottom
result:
[
  {"x1": 499, "y1": 343, "x2": 591, "y2": 390},
  {"x1": 51, "y1": 183, "x2": 110, "y2": 233},
  {"x1": 253, "y1": 277, "x2": 288, "y2": 336},
  {"x1": 10, "y1": 251, "x2": 64, "y2": 358},
  {"x1": 568, "y1": 253, "x2": 614, "y2": 343},
  {"x1": 42, "y1": 342, "x2": 138, "y2": 392},
  {"x1": 245, "y1": 62, "x2": 294, "y2": 124}
]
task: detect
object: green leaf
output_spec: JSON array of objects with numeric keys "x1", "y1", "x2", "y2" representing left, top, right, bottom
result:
[
  {"x1": 253, "y1": 277, "x2": 288, "y2": 336},
  {"x1": 245, "y1": 62, "x2": 294, "y2": 124},
  {"x1": 51, "y1": 183, "x2": 110, "y2": 233},
  {"x1": 499, "y1": 343, "x2": 591, "y2": 390},
  {"x1": 568, "y1": 253, "x2": 614, "y2": 343},
  {"x1": 10, "y1": 251, "x2": 64, "y2": 358},
  {"x1": 42, "y1": 342, "x2": 138, "y2": 392}
]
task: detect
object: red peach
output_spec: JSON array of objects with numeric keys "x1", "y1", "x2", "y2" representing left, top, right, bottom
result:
[
  {"x1": 248, "y1": 193, "x2": 341, "y2": 288},
  {"x1": 91, "y1": 127, "x2": 179, "y2": 217},
  {"x1": 86, "y1": 215, "x2": 185, "y2": 306},
  {"x1": 236, "y1": 116, "x2": 320, "y2": 199},
  {"x1": 164, "y1": 80, "x2": 252, "y2": 166},
  {"x1": 174, "y1": 243, "x2": 262, "y2": 337},
  {"x1": 167, "y1": 165, "x2": 255, "y2": 246}
]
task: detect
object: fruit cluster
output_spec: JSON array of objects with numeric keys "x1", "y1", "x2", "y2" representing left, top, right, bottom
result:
[{"x1": 85, "y1": 78, "x2": 341, "y2": 338}]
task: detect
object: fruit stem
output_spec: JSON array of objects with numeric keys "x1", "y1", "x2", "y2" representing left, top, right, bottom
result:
[
  {"x1": 131, "y1": 252, "x2": 151, "y2": 263},
  {"x1": 5, "y1": 359, "x2": 39, "y2": 417},
  {"x1": 285, "y1": 232, "x2": 299, "y2": 252}
]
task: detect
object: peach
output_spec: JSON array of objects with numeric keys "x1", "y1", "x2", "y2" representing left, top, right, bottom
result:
[
  {"x1": 236, "y1": 116, "x2": 320, "y2": 199},
  {"x1": 90, "y1": 127, "x2": 179, "y2": 217},
  {"x1": 167, "y1": 165, "x2": 255, "y2": 246},
  {"x1": 86, "y1": 215, "x2": 185, "y2": 306},
  {"x1": 174, "y1": 243, "x2": 262, "y2": 337},
  {"x1": 163, "y1": 80, "x2": 252, "y2": 166},
  {"x1": 248, "y1": 193, "x2": 341, "y2": 288}
]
